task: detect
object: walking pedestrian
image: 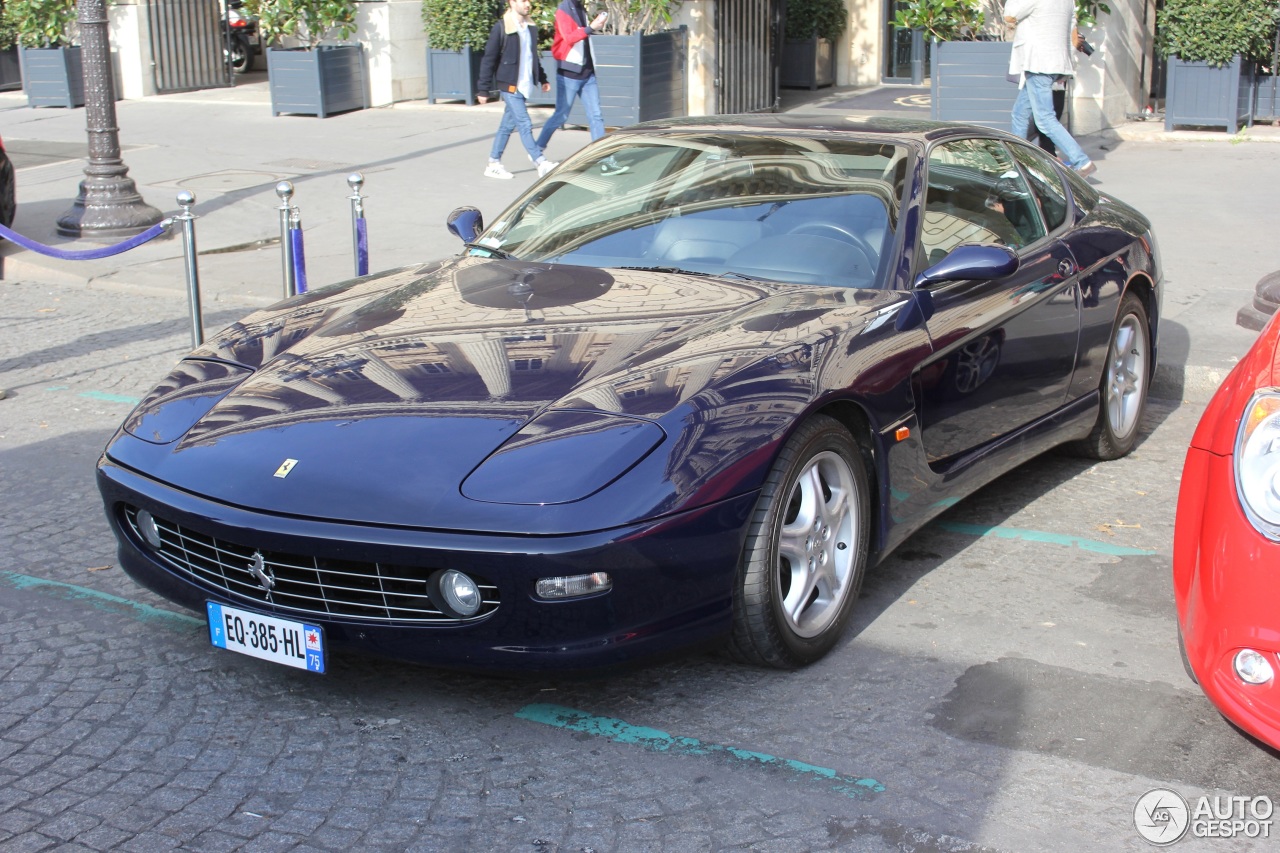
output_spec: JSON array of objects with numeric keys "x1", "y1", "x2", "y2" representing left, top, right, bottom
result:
[
  {"x1": 535, "y1": 0, "x2": 627, "y2": 174},
  {"x1": 1026, "y1": 30, "x2": 1092, "y2": 157},
  {"x1": 1005, "y1": 0, "x2": 1096, "y2": 177},
  {"x1": 477, "y1": 0, "x2": 558, "y2": 180}
]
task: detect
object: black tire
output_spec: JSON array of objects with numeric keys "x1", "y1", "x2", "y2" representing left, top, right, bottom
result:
[
  {"x1": 1178, "y1": 625, "x2": 1198, "y2": 685},
  {"x1": 0, "y1": 151, "x2": 14, "y2": 229},
  {"x1": 728, "y1": 415, "x2": 871, "y2": 668},
  {"x1": 1073, "y1": 291, "x2": 1150, "y2": 460},
  {"x1": 229, "y1": 35, "x2": 254, "y2": 73}
]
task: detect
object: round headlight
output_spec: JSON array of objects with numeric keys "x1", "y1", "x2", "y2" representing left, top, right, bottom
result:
[
  {"x1": 439, "y1": 570, "x2": 481, "y2": 618},
  {"x1": 136, "y1": 509, "x2": 163, "y2": 549},
  {"x1": 1235, "y1": 390, "x2": 1280, "y2": 538}
]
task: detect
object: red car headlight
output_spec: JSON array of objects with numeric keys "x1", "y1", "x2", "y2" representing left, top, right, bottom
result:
[{"x1": 1235, "y1": 388, "x2": 1280, "y2": 538}]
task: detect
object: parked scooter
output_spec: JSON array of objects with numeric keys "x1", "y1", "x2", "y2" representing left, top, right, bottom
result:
[{"x1": 223, "y1": 0, "x2": 261, "y2": 73}]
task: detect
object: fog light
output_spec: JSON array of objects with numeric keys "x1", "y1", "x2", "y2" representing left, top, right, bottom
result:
[
  {"x1": 439, "y1": 569, "x2": 482, "y2": 617},
  {"x1": 536, "y1": 572, "x2": 612, "y2": 600},
  {"x1": 1234, "y1": 649, "x2": 1275, "y2": 685},
  {"x1": 136, "y1": 509, "x2": 163, "y2": 549}
]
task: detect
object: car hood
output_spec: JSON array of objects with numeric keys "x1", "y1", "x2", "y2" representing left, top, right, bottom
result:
[{"x1": 107, "y1": 257, "x2": 900, "y2": 531}]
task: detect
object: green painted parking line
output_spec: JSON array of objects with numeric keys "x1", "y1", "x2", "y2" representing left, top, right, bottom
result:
[
  {"x1": 0, "y1": 570, "x2": 202, "y2": 630},
  {"x1": 79, "y1": 391, "x2": 141, "y2": 405},
  {"x1": 41, "y1": 386, "x2": 140, "y2": 405},
  {"x1": 516, "y1": 703, "x2": 884, "y2": 799},
  {"x1": 935, "y1": 521, "x2": 1157, "y2": 557}
]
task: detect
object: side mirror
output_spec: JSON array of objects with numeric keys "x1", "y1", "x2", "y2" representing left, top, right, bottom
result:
[
  {"x1": 447, "y1": 206, "x2": 484, "y2": 243},
  {"x1": 914, "y1": 243, "x2": 1019, "y2": 288}
]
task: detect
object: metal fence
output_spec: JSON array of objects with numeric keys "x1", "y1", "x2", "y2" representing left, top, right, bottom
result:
[
  {"x1": 148, "y1": 0, "x2": 229, "y2": 94},
  {"x1": 716, "y1": 0, "x2": 781, "y2": 114}
]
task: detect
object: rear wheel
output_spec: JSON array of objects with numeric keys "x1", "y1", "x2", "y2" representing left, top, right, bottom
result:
[
  {"x1": 729, "y1": 415, "x2": 871, "y2": 668},
  {"x1": 1074, "y1": 291, "x2": 1149, "y2": 459},
  {"x1": 227, "y1": 35, "x2": 254, "y2": 73}
]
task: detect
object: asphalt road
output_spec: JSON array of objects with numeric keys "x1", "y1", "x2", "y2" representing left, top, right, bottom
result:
[{"x1": 2, "y1": 281, "x2": 1279, "y2": 851}]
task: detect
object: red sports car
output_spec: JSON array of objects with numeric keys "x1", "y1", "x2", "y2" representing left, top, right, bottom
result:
[{"x1": 1175, "y1": 309, "x2": 1280, "y2": 749}]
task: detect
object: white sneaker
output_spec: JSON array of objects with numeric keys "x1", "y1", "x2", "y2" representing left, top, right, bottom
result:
[
  {"x1": 484, "y1": 162, "x2": 514, "y2": 180},
  {"x1": 536, "y1": 159, "x2": 558, "y2": 177}
]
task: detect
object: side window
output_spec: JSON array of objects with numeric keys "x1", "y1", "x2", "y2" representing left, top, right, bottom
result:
[
  {"x1": 921, "y1": 138, "x2": 1047, "y2": 268},
  {"x1": 1009, "y1": 142, "x2": 1069, "y2": 232}
]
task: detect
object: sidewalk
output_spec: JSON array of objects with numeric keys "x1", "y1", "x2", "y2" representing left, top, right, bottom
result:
[
  {"x1": 0, "y1": 75, "x2": 544, "y2": 307},
  {"x1": 0, "y1": 79, "x2": 1271, "y2": 401}
]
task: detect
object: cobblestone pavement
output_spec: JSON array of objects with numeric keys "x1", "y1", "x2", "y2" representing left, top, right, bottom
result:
[{"x1": 3, "y1": 280, "x2": 1280, "y2": 853}]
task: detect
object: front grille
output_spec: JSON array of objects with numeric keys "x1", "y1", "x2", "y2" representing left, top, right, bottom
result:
[{"x1": 123, "y1": 506, "x2": 499, "y2": 624}]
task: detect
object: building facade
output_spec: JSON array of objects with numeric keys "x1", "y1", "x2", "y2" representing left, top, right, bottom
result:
[{"x1": 105, "y1": 0, "x2": 1154, "y2": 133}]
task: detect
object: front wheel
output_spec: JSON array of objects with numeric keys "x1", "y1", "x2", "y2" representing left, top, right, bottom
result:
[
  {"x1": 1073, "y1": 291, "x2": 1150, "y2": 460},
  {"x1": 227, "y1": 35, "x2": 254, "y2": 73},
  {"x1": 729, "y1": 415, "x2": 871, "y2": 668}
]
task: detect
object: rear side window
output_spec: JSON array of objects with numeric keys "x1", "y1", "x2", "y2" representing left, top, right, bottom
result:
[{"x1": 1009, "y1": 142, "x2": 1069, "y2": 232}]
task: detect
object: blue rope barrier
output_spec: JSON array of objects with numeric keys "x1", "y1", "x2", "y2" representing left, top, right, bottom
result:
[
  {"x1": 355, "y1": 217, "x2": 368, "y2": 277},
  {"x1": 0, "y1": 220, "x2": 171, "y2": 260},
  {"x1": 291, "y1": 226, "x2": 308, "y2": 294}
]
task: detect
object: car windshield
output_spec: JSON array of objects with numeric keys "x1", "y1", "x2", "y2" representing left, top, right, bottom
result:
[{"x1": 472, "y1": 133, "x2": 906, "y2": 288}]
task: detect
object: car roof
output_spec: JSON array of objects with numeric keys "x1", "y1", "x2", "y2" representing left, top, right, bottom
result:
[{"x1": 626, "y1": 113, "x2": 1008, "y2": 144}]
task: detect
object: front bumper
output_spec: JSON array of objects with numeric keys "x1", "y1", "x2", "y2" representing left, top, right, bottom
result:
[
  {"x1": 98, "y1": 457, "x2": 756, "y2": 672},
  {"x1": 1177, "y1": 447, "x2": 1280, "y2": 748}
]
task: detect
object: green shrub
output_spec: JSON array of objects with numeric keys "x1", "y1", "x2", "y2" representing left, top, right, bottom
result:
[
  {"x1": 599, "y1": 0, "x2": 684, "y2": 35},
  {"x1": 3, "y1": 0, "x2": 76, "y2": 48},
  {"x1": 1157, "y1": 0, "x2": 1280, "y2": 65},
  {"x1": 786, "y1": 0, "x2": 847, "y2": 42},
  {"x1": 1075, "y1": 1, "x2": 1111, "y2": 29},
  {"x1": 422, "y1": 0, "x2": 501, "y2": 52},
  {"x1": 247, "y1": 0, "x2": 358, "y2": 49},
  {"x1": 892, "y1": 0, "x2": 983, "y2": 43}
]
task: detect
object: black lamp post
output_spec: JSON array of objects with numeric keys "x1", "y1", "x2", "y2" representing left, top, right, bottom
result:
[{"x1": 56, "y1": 0, "x2": 163, "y2": 237}]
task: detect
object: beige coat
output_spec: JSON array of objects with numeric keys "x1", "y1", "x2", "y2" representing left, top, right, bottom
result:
[{"x1": 1005, "y1": 0, "x2": 1077, "y2": 81}]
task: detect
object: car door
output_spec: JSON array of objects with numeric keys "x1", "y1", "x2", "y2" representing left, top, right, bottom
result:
[{"x1": 913, "y1": 137, "x2": 1081, "y2": 464}]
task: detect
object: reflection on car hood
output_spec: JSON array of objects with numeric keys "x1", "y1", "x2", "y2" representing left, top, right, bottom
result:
[{"x1": 108, "y1": 257, "x2": 895, "y2": 528}]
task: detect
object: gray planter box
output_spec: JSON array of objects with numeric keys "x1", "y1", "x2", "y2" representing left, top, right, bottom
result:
[
  {"x1": 1165, "y1": 55, "x2": 1254, "y2": 133},
  {"x1": 267, "y1": 44, "x2": 365, "y2": 118},
  {"x1": 526, "y1": 55, "x2": 558, "y2": 107},
  {"x1": 780, "y1": 37, "x2": 834, "y2": 90},
  {"x1": 427, "y1": 46, "x2": 482, "y2": 105},
  {"x1": 0, "y1": 47, "x2": 21, "y2": 92},
  {"x1": 1256, "y1": 73, "x2": 1280, "y2": 122},
  {"x1": 21, "y1": 46, "x2": 84, "y2": 109},
  {"x1": 930, "y1": 40, "x2": 1016, "y2": 130},
  {"x1": 565, "y1": 28, "x2": 687, "y2": 129}
]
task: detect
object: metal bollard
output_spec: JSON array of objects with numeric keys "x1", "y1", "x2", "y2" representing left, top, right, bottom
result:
[
  {"x1": 276, "y1": 181, "x2": 297, "y2": 298},
  {"x1": 347, "y1": 172, "x2": 367, "y2": 277},
  {"x1": 176, "y1": 190, "x2": 204, "y2": 347}
]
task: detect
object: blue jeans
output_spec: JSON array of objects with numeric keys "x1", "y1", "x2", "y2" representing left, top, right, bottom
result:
[
  {"x1": 536, "y1": 73, "x2": 605, "y2": 149},
  {"x1": 1011, "y1": 73, "x2": 1090, "y2": 169},
  {"x1": 490, "y1": 91, "x2": 545, "y2": 162}
]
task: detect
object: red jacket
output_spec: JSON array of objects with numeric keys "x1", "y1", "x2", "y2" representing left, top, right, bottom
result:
[{"x1": 550, "y1": 0, "x2": 595, "y2": 76}]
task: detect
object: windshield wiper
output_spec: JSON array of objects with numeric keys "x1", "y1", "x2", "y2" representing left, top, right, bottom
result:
[
  {"x1": 618, "y1": 265, "x2": 778, "y2": 283},
  {"x1": 717, "y1": 270, "x2": 778, "y2": 283},
  {"x1": 464, "y1": 242, "x2": 516, "y2": 260},
  {"x1": 617, "y1": 265, "x2": 713, "y2": 276}
]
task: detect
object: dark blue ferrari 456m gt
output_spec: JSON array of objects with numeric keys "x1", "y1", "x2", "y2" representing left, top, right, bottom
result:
[{"x1": 97, "y1": 116, "x2": 1160, "y2": 673}]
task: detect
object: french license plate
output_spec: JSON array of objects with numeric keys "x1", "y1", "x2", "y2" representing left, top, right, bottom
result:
[{"x1": 206, "y1": 601, "x2": 325, "y2": 673}]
